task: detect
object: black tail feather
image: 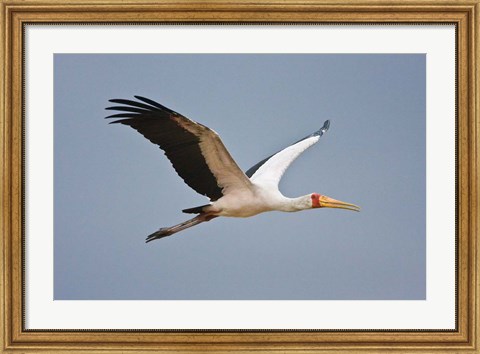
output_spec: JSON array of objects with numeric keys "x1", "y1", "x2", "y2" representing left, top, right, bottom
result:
[{"x1": 182, "y1": 204, "x2": 210, "y2": 214}]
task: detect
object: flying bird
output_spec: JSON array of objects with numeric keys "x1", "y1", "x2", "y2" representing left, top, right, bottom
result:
[{"x1": 106, "y1": 96, "x2": 360, "y2": 243}]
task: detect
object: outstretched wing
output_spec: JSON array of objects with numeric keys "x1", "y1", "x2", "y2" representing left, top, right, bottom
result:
[
  {"x1": 106, "y1": 96, "x2": 252, "y2": 201},
  {"x1": 247, "y1": 121, "x2": 330, "y2": 188}
]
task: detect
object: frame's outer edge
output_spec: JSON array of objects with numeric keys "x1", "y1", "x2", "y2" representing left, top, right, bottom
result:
[
  {"x1": 1, "y1": 0, "x2": 479, "y2": 353},
  {"x1": 473, "y1": 1, "x2": 479, "y2": 352},
  {"x1": 1, "y1": 0, "x2": 11, "y2": 352},
  {"x1": 1, "y1": 0, "x2": 5, "y2": 352}
]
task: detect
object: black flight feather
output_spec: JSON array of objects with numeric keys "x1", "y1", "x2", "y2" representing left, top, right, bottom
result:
[
  {"x1": 109, "y1": 98, "x2": 160, "y2": 111},
  {"x1": 134, "y1": 95, "x2": 178, "y2": 114},
  {"x1": 105, "y1": 106, "x2": 150, "y2": 114},
  {"x1": 106, "y1": 113, "x2": 141, "y2": 120}
]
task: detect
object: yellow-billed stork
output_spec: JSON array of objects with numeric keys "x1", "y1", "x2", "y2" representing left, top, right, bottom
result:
[{"x1": 106, "y1": 96, "x2": 360, "y2": 242}]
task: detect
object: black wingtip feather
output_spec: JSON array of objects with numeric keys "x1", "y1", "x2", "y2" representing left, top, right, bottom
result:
[
  {"x1": 109, "y1": 98, "x2": 160, "y2": 111},
  {"x1": 105, "y1": 113, "x2": 139, "y2": 119},
  {"x1": 313, "y1": 120, "x2": 331, "y2": 137},
  {"x1": 105, "y1": 106, "x2": 149, "y2": 114},
  {"x1": 107, "y1": 96, "x2": 177, "y2": 115},
  {"x1": 322, "y1": 120, "x2": 330, "y2": 132},
  {"x1": 134, "y1": 96, "x2": 177, "y2": 114}
]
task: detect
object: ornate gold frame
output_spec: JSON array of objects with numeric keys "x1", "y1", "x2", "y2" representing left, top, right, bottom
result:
[{"x1": 1, "y1": 1, "x2": 478, "y2": 353}]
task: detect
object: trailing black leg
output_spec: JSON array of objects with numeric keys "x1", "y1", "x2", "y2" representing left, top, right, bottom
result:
[{"x1": 145, "y1": 214, "x2": 217, "y2": 243}]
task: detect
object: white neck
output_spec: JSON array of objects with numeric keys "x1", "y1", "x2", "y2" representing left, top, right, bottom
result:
[{"x1": 278, "y1": 194, "x2": 312, "y2": 212}]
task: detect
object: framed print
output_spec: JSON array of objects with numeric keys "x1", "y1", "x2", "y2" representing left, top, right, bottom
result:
[{"x1": 1, "y1": 0, "x2": 479, "y2": 353}]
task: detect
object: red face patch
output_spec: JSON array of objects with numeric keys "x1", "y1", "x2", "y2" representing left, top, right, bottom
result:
[{"x1": 311, "y1": 193, "x2": 322, "y2": 208}]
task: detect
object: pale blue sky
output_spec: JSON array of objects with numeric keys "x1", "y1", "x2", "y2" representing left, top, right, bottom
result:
[{"x1": 54, "y1": 54, "x2": 425, "y2": 300}]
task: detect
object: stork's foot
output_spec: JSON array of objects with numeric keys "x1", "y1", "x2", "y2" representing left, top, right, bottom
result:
[{"x1": 145, "y1": 228, "x2": 173, "y2": 243}]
